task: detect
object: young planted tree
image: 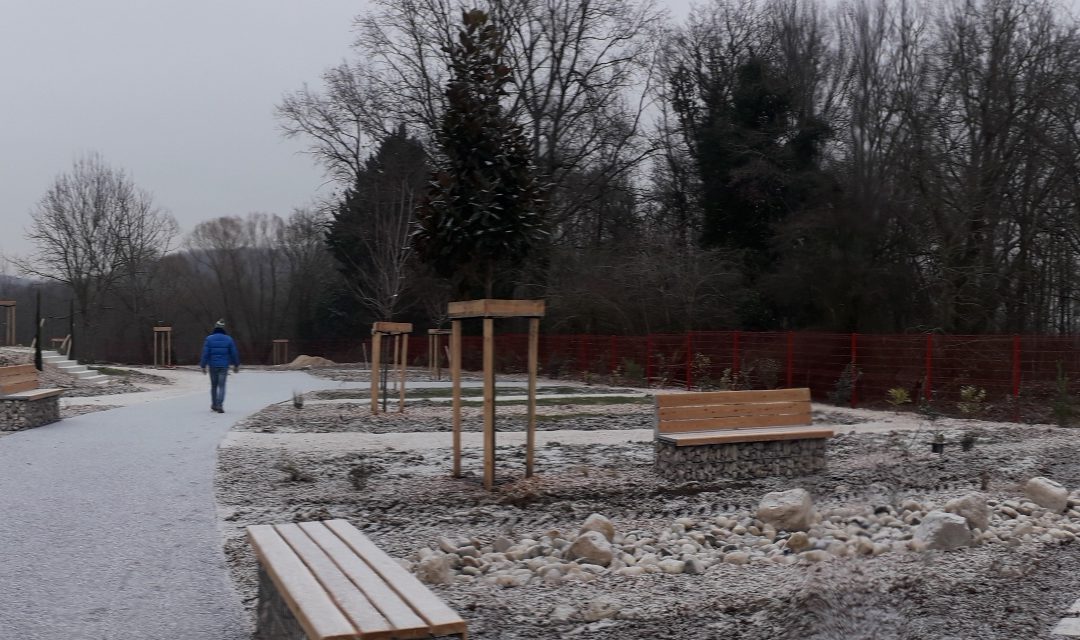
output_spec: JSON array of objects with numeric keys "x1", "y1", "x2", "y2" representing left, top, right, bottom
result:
[{"x1": 413, "y1": 9, "x2": 545, "y2": 297}]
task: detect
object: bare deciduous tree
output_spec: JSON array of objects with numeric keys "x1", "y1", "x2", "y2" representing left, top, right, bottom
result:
[{"x1": 19, "y1": 153, "x2": 177, "y2": 359}]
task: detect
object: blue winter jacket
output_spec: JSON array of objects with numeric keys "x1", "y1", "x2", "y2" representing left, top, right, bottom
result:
[{"x1": 200, "y1": 328, "x2": 240, "y2": 368}]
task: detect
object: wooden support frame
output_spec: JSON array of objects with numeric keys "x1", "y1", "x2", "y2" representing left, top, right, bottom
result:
[
  {"x1": 370, "y1": 322, "x2": 413, "y2": 414},
  {"x1": 272, "y1": 339, "x2": 290, "y2": 366},
  {"x1": 0, "y1": 301, "x2": 15, "y2": 346},
  {"x1": 152, "y1": 326, "x2": 173, "y2": 368},
  {"x1": 449, "y1": 299, "x2": 544, "y2": 490},
  {"x1": 427, "y1": 329, "x2": 452, "y2": 380}
]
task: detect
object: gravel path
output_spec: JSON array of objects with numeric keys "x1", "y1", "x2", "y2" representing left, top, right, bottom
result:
[{"x1": 0, "y1": 369, "x2": 354, "y2": 639}]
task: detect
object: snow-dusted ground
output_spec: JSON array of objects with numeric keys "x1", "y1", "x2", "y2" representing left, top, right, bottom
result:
[{"x1": 215, "y1": 374, "x2": 1080, "y2": 639}]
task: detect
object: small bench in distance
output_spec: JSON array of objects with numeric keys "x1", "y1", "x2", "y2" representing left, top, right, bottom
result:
[
  {"x1": 0, "y1": 364, "x2": 63, "y2": 432},
  {"x1": 654, "y1": 388, "x2": 833, "y2": 482},
  {"x1": 248, "y1": 519, "x2": 467, "y2": 640}
]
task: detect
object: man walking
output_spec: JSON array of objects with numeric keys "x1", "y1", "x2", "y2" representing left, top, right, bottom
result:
[{"x1": 199, "y1": 319, "x2": 240, "y2": 413}]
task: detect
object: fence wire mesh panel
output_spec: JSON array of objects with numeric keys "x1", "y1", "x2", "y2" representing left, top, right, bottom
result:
[{"x1": 113, "y1": 330, "x2": 1080, "y2": 422}]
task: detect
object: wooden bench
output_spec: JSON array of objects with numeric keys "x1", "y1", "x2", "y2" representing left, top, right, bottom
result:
[
  {"x1": 0, "y1": 364, "x2": 63, "y2": 431},
  {"x1": 653, "y1": 388, "x2": 833, "y2": 481},
  {"x1": 248, "y1": 519, "x2": 467, "y2": 640}
]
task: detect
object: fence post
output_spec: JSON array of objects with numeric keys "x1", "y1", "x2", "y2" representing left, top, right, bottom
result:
[
  {"x1": 786, "y1": 331, "x2": 794, "y2": 388},
  {"x1": 685, "y1": 331, "x2": 694, "y2": 390},
  {"x1": 646, "y1": 334, "x2": 654, "y2": 386},
  {"x1": 1012, "y1": 334, "x2": 1021, "y2": 399},
  {"x1": 850, "y1": 332, "x2": 858, "y2": 408},
  {"x1": 732, "y1": 330, "x2": 741, "y2": 375},
  {"x1": 578, "y1": 336, "x2": 587, "y2": 375},
  {"x1": 924, "y1": 334, "x2": 933, "y2": 402}
]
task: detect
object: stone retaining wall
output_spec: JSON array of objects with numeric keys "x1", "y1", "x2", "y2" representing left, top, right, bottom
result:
[
  {"x1": 0, "y1": 396, "x2": 61, "y2": 431},
  {"x1": 255, "y1": 565, "x2": 307, "y2": 640},
  {"x1": 655, "y1": 438, "x2": 827, "y2": 482}
]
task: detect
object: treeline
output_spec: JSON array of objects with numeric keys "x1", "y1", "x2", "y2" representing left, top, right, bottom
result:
[
  {"x1": 281, "y1": 0, "x2": 1080, "y2": 335},
  {"x1": 7, "y1": 0, "x2": 1080, "y2": 364}
]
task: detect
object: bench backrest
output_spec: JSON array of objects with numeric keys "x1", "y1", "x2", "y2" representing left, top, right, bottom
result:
[
  {"x1": 655, "y1": 388, "x2": 812, "y2": 434},
  {"x1": 0, "y1": 364, "x2": 39, "y2": 395}
]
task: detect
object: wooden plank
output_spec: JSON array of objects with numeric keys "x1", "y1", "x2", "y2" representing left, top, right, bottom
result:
[
  {"x1": 275, "y1": 523, "x2": 396, "y2": 640},
  {"x1": 447, "y1": 299, "x2": 545, "y2": 319},
  {"x1": 398, "y1": 334, "x2": 408, "y2": 413},
  {"x1": 482, "y1": 317, "x2": 495, "y2": 490},
  {"x1": 657, "y1": 426, "x2": 834, "y2": 446},
  {"x1": 658, "y1": 411, "x2": 812, "y2": 433},
  {"x1": 372, "y1": 321, "x2": 413, "y2": 334},
  {"x1": 450, "y1": 320, "x2": 462, "y2": 478},
  {"x1": 0, "y1": 364, "x2": 36, "y2": 378},
  {"x1": 247, "y1": 525, "x2": 359, "y2": 640},
  {"x1": 1, "y1": 380, "x2": 39, "y2": 395},
  {"x1": 325, "y1": 520, "x2": 468, "y2": 638},
  {"x1": 1, "y1": 388, "x2": 62, "y2": 401},
  {"x1": 370, "y1": 334, "x2": 381, "y2": 415},
  {"x1": 655, "y1": 388, "x2": 811, "y2": 408},
  {"x1": 299, "y1": 522, "x2": 429, "y2": 638},
  {"x1": 152, "y1": 326, "x2": 172, "y2": 332},
  {"x1": 0, "y1": 370, "x2": 38, "y2": 384},
  {"x1": 0, "y1": 300, "x2": 16, "y2": 306},
  {"x1": 427, "y1": 329, "x2": 452, "y2": 335},
  {"x1": 0, "y1": 374, "x2": 37, "y2": 389},
  {"x1": 526, "y1": 317, "x2": 539, "y2": 478},
  {"x1": 659, "y1": 401, "x2": 809, "y2": 422}
]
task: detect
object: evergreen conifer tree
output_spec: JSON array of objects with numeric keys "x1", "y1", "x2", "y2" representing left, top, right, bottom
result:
[{"x1": 413, "y1": 9, "x2": 545, "y2": 298}]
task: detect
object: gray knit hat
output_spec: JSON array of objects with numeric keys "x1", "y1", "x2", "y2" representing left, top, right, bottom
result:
[{"x1": 214, "y1": 319, "x2": 226, "y2": 329}]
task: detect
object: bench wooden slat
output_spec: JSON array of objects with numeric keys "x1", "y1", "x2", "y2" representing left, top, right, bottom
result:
[
  {"x1": 1, "y1": 380, "x2": 39, "y2": 395},
  {"x1": 659, "y1": 401, "x2": 809, "y2": 421},
  {"x1": 0, "y1": 364, "x2": 39, "y2": 396},
  {"x1": 658, "y1": 425, "x2": 835, "y2": 446},
  {"x1": 659, "y1": 410, "x2": 812, "y2": 433},
  {"x1": 0, "y1": 364, "x2": 36, "y2": 379},
  {"x1": 247, "y1": 525, "x2": 359, "y2": 640},
  {"x1": 276, "y1": 523, "x2": 398, "y2": 640},
  {"x1": 299, "y1": 521, "x2": 430, "y2": 638},
  {"x1": 656, "y1": 388, "x2": 810, "y2": 408},
  {"x1": 0, "y1": 388, "x2": 63, "y2": 401},
  {"x1": 325, "y1": 520, "x2": 468, "y2": 639}
]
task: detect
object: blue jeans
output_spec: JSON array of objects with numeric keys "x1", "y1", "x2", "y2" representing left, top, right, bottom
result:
[{"x1": 209, "y1": 367, "x2": 229, "y2": 409}]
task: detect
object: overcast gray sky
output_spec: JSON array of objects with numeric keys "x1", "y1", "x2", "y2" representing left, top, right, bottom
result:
[
  {"x1": 0, "y1": 0, "x2": 367, "y2": 260},
  {"x1": 0, "y1": 0, "x2": 694, "y2": 263}
]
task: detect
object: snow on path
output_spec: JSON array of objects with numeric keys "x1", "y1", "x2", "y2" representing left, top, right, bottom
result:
[{"x1": 0, "y1": 370, "x2": 335, "y2": 639}]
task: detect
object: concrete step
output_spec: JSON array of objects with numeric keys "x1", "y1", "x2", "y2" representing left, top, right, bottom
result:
[
  {"x1": 38, "y1": 352, "x2": 109, "y2": 385},
  {"x1": 69, "y1": 369, "x2": 101, "y2": 380}
]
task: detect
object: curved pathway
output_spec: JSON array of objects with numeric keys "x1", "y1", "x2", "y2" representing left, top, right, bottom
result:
[{"x1": 0, "y1": 370, "x2": 348, "y2": 639}]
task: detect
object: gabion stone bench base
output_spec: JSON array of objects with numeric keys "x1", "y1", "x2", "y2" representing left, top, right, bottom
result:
[
  {"x1": 1, "y1": 393, "x2": 61, "y2": 431},
  {"x1": 655, "y1": 438, "x2": 827, "y2": 482}
]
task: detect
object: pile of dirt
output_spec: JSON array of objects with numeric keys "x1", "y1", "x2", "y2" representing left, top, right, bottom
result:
[{"x1": 282, "y1": 355, "x2": 336, "y2": 370}]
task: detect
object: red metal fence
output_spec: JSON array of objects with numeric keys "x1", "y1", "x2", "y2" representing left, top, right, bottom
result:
[{"x1": 269, "y1": 331, "x2": 1079, "y2": 412}]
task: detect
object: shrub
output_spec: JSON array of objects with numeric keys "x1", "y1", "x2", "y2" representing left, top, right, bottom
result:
[
  {"x1": 956, "y1": 385, "x2": 987, "y2": 416},
  {"x1": 828, "y1": 363, "x2": 861, "y2": 406},
  {"x1": 886, "y1": 387, "x2": 911, "y2": 407},
  {"x1": 1053, "y1": 362, "x2": 1075, "y2": 427}
]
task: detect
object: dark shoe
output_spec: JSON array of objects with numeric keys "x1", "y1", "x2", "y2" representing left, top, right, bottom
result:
[
  {"x1": 211, "y1": 405, "x2": 219, "y2": 412},
  {"x1": 215, "y1": 407, "x2": 225, "y2": 413}
]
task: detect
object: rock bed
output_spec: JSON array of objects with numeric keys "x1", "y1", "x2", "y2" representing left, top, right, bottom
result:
[
  {"x1": 231, "y1": 402, "x2": 654, "y2": 434},
  {"x1": 61, "y1": 404, "x2": 121, "y2": 418},
  {"x1": 306, "y1": 367, "x2": 485, "y2": 383},
  {"x1": 218, "y1": 419, "x2": 1080, "y2": 639}
]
